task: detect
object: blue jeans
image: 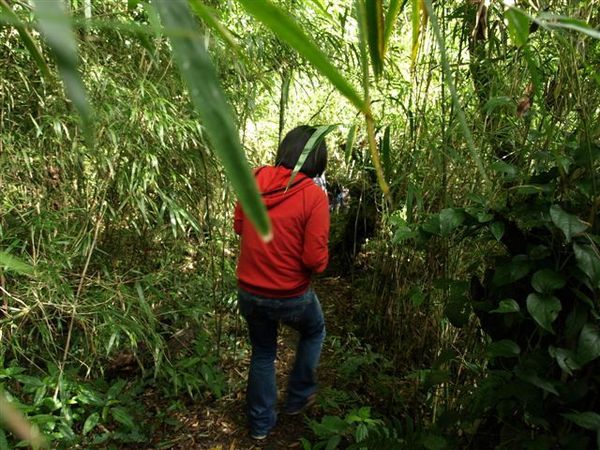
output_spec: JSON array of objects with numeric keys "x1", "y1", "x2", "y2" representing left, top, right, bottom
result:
[{"x1": 238, "y1": 288, "x2": 326, "y2": 436}]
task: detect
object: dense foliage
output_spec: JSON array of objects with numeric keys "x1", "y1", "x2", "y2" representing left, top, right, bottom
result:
[{"x1": 0, "y1": 0, "x2": 598, "y2": 448}]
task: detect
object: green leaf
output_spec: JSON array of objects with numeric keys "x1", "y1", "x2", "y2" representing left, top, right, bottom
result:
[
  {"x1": 410, "y1": 0, "x2": 425, "y2": 67},
  {"x1": 492, "y1": 257, "x2": 531, "y2": 287},
  {"x1": 325, "y1": 434, "x2": 341, "y2": 450},
  {"x1": 365, "y1": 0, "x2": 385, "y2": 78},
  {"x1": 490, "y1": 221, "x2": 505, "y2": 241},
  {"x1": 0, "y1": 252, "x2": 33, "y2": 276},
  {"x1": 0, "y1": 0, "x2": 50, "y2": 79},
  {"x1": 0, "y1": 429, "x2": 8, "y2": 450},
  {"x1": 563, "y1": 411, "x2": 600, "y2": 430},
  {"x1": 83, "y1": 412, "x2": 100, "y2": 435},
  {"x1": 548, "y1": 346, "x2": 581, "y2": 375},
  {"x1": 345, "y1": 125, "x2": 358, "y2": 164},
  {"x1": 383, "y1": 0, "x2": 404, "y2": 55},
  {"x1": 537, "y1": 14, "x2": 600, "y2": 40},
  {"x1": 288, "y1": 125, "x2": 337, "y2": 186},
  {"x1": 550, "y1": 205, "x2": 588, "y2": 242},
  {"x1": 238, "y1": 0, "x2": 365, "y2": 112},
  {"x1": 422, "y1": 434, "x2": 448, "y2": 450},
  {"x1": 483, "y1": 96, "x2": 514, "y2": 114},
  {"x1": 577, "y1": 323, "x2": 600, "y2": 365},
  {"x1": 439, "y1": 208, "x2": 465, "y2": 236},
  {"x1": 154, "y1": 0, "x2": 271, "y2": 240},
  {"x1": 505, "y1": 7, "x2": 530, "y2": 47},
  {"x1": 490, "y1": 299, "x2": 520, "y2": 314},
  {"x1": 189, "y1": 1, "x2": 243, "y2": 56},
  {"x1": 381, "y1": 125, "x2": 392, "y2": 180},
  {"x1": 526, "y1": 293, "x2": 562, "y2": 333},
  {"x1": 573, "y1": 243, "x2": 600, "y2": 288},
  {"x1": 487, "y1": 340, "x2": 521, "y2": 358},
  {"x1": 110, "y1": 407, "x2": 135, "y2": 430},
  {"x1": 515, "y1": 367, "x2": 559, "y2": 395},
  {"x1": 32, "y1": 0, "x2": 93, "y2": 143},
  {"x1": 531, "y1": 269, "x2": 566, "y2": 293}
]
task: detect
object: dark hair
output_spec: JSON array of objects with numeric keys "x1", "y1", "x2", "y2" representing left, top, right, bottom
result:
[{"x1": 275, "y1": 125, "x2": 328, "y2": 178}]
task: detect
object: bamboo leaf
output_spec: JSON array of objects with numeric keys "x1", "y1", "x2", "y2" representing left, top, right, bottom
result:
[
  {"x1": 536, "y1": 13, "x2": 600, "y2": 40},
  {"x1": 0, "y1": 0, "x2": 50, "y2": 78},
  {"x1": 237, "y1": 0, "x2": 365, "y2": 112},
  {"x1": 345, "y1": 125, "x2": 358, "y2": 165},
  {"x1": 32, "y1": 0, "x2": 93, "y2": 144},
  {"x1": 422, "y1": 0, "x2": 489, "y2": 184},
  {"x1": 381, "y1": 125, "x2": 392, "y2": 180},
  {"x1": 410, "y1": 0, "x2": 427, "y2": 67},
  {"x1": 364, "y1": 0, "x2": 384, "y2": 78},
  {"x1": 289, "y1": 125, "x2": 338, "y2": 187},
  {"x1": 383, "y1": 0, "x2": 406, "y2": 54},
  {"x1": 188, "y1": 0, "x2": 242, "y2": 55},
  {"x1": 505, "y1": 7, "x2": 530, "y2": 47},
  {"x1": 154, "y1": 0, "x2": 271, "y2": 240}
]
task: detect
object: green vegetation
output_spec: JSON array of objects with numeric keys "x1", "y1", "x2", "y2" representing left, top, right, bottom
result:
[{"x1": 0, "y1": 0, "x2": 599, "y2": 448}]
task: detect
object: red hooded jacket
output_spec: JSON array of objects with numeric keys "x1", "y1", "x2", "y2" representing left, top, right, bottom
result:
[{"x1": 234, "y1": 165, "x2": 330, "y2": 298}]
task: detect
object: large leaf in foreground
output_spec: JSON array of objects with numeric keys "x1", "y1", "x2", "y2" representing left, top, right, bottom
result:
[
  {"x1": 32, "y1": 0, "x2": 93, "y2": 143},
  {"x1": 237, "y1": 0, "x2": 365, "y2": 112},
  {"x1": 365, "y1": 0, "x2": 384, "y2": 78},
  {"x1": 154, "y1": 0, "x2": 271, "y2": 240}
]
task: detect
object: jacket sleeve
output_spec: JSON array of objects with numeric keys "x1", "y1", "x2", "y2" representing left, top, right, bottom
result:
[
  {"x1": 302, "y1": 190, "x2": 330, "y2": 273},
  {"x1": 234, "y1": 202, "x2": 243, "y2": 235}
]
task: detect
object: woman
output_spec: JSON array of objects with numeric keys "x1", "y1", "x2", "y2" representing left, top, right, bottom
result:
[{"x1": 234, "y1": 125, "x2": 329, "y2": 440}]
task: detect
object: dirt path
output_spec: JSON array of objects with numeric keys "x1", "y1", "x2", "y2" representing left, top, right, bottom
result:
[{"x1": 142, "y1": 276, "x2": 354, "y2": 449}]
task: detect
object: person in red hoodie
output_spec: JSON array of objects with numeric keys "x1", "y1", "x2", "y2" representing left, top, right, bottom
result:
[{"x1": 235, "y1": 125, "x2": 329, "y2": 440}]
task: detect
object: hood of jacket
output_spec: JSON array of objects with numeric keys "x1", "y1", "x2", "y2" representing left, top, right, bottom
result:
[{"x1": 255, "y1": 165, "x2": 314, "y2": 209}]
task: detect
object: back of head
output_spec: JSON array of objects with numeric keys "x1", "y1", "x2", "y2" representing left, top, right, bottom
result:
[{"x1": 275, "y1": 125, "x2": 328, "y2": 178}]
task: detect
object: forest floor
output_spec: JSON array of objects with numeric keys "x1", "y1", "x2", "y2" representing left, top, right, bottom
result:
[{"x1": 140, "y1": 276, "x2": 359, "y2": 450}]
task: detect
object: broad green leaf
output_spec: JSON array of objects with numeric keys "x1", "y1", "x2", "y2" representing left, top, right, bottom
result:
[
  {"x1": 439, "y1": 208, "x2": 465, "y2": 236},
  {"x1": 0, "y1": 252, "x2": 33, "y2": 276},
  {"x1": 345, "y1": 125, "x2": 358, "y2": 164},
  {"x1": 526, "y1": 293, "x2": 561, "y2": 333},
  {"x1": 365, "y1": 0, "x2": 384, "y2": 78},
  {"x1": 490, "y1": 299, "x2": 520, "y2": 314},
  {"x1": 83, "y1": 412, "x2": 100, "y2": 435},
  {"x1": 487, "y1": 340, "x2": 521, "y2": 358},
  {"x1": 0, "y1": 0, "x2": 50, "y2": 78},
  {"x1": 515, "y1": 367, "x2": 559, "y2": 395},
  {"x1": 531, "y1": 269, "x2": 566, "y2": 293},
  {"x1": 288, "y1": 125, "x2": 337, "y2": 186},
  {"x1": 490, "y1": 221, "x2": 505, "y2": 241},
  {"x1": 154, "y1": 0, "x2": 271, "y2": 240},
  {"x1": 326, "y1": 435, "x2": 341, "y2": 450},
  {"x1": 550, "y1": 205, "x2": 588, "y2": 242},
  {"x1": 492, "y1": 257, "x2": 531, "y2": 287},
  {"x1": 577, "y1": 323, "x2": 600, "y2": 365},
  {"x1": 32, "y1": 0, "x2": 93, "y2": 143},
  {"x1": 563, "y1": 411, "x2": 600, "y2": 430},
  {"x1": 110, "y1": 407, "x2": 135, "y2": 429},
  {"x1": 573, "y1": 243, "x2": 600, "y2": 287},
  {"x1": 383, "y1": 0, "x2": 404, "y2": 55},
  {"x1": 238, "y1": 0, "x2": 365, "y2": 112},
  {"x1": 505, "y1": 7, "x2": 530, "y2": 47},
  {"x1": 548, "y1": 346, "x2": 580, "y2": 375}
]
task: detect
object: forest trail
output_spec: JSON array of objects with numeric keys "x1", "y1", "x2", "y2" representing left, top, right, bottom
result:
[{"x1": 143, "y1": 276, "x2": 356, "y2": 450}]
